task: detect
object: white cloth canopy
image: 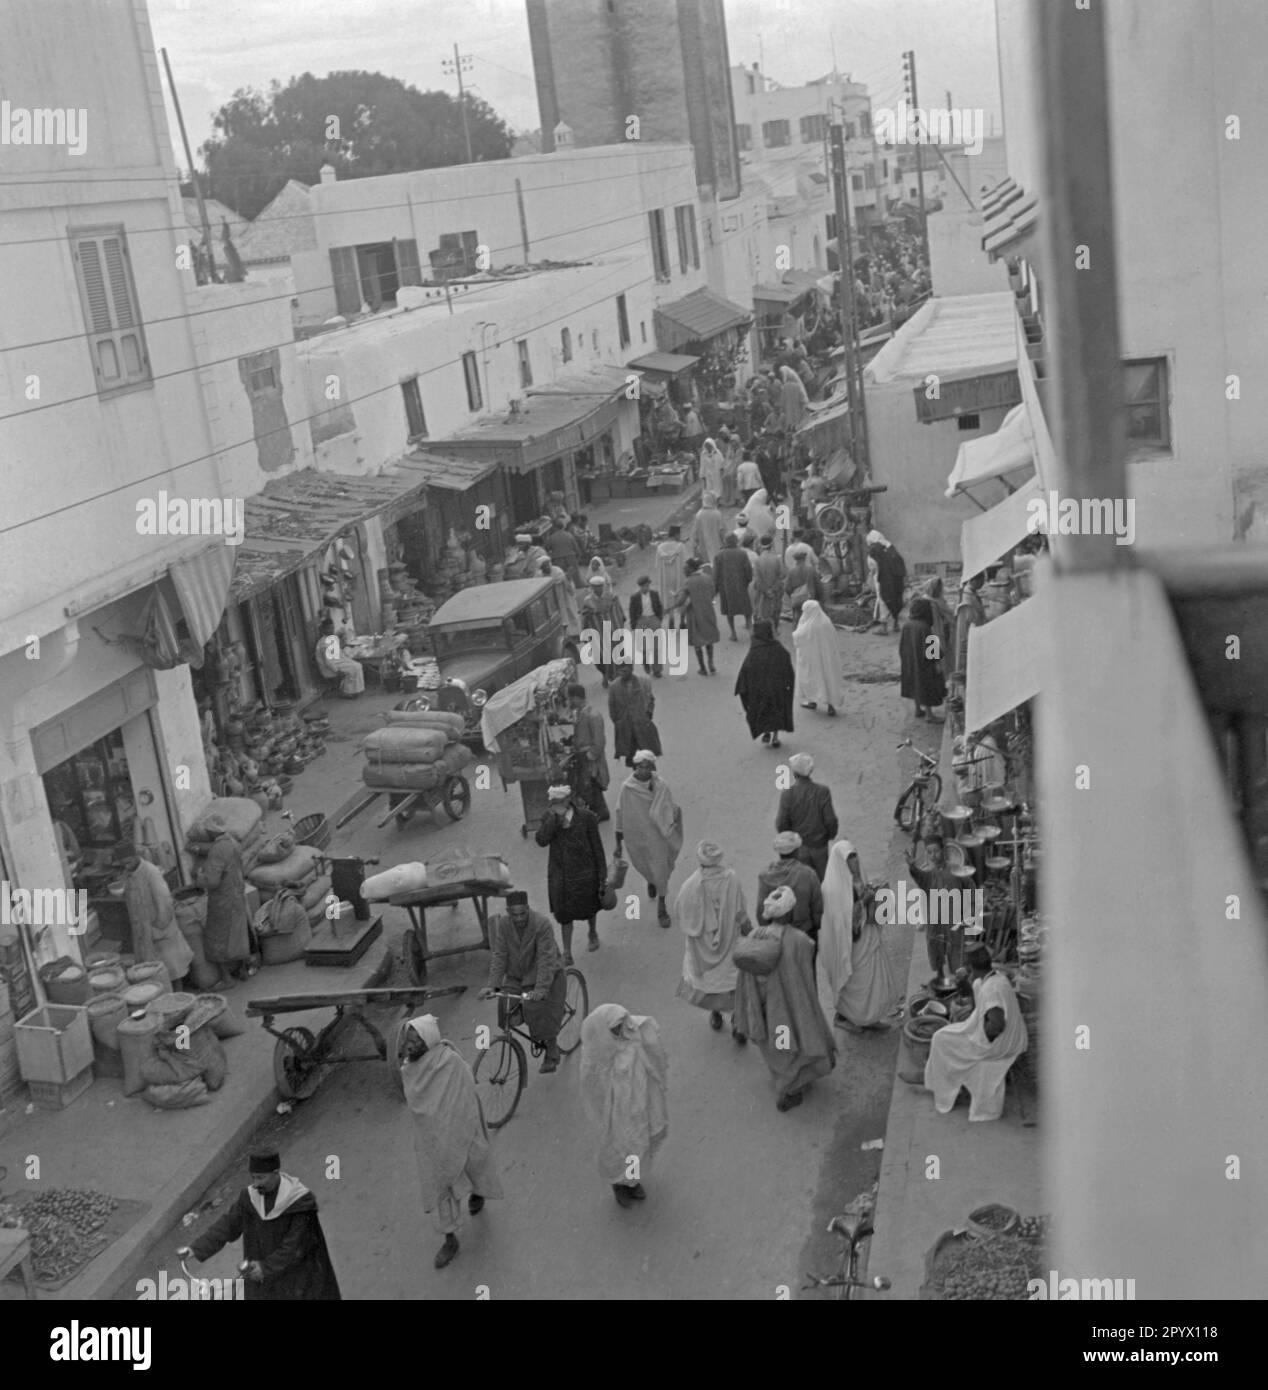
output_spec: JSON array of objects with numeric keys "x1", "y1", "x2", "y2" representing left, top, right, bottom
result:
[
  {"x1": 925, "y1": 970, "x2": 1028, "y2": 1121},
  {"x1": 479, "y1": 658, "x2": 575, "y2": 751},
  {"x1": 960, "y1": 474, "x2": 1044, "y2": 581},
  {"x1": 946, "y1": 403, "x2": 1035, "y2": 498},
  {"x1": 964, "y1": 594, "x2": 1043, "y2": 736},
  {"x1": 793, "y1": 600, "x2": 845, "y2": 709}
]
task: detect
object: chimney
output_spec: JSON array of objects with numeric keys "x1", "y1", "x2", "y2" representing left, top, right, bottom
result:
[
  {"x1": 552, "y1": 121, "x2": 574, "y2": 149},
  {"x1": 319, "y1": 163, "x2": 337, "y2": 184}
]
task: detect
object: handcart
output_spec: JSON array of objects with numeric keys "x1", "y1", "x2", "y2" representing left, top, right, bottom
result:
[
  {"x1": 246, "y1": 984, "x2": 467, "y2": 1100},
  {"x1": 389, "y1": 870, "x2": 513, "y2": 985}
]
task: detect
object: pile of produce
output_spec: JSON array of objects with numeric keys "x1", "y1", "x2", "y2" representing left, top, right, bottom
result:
[
  {"x1": 0, "y1": 1187, "x2": 118, "y2": 1283},
  {"x1": 937, "y1": 1232, "x2": 1044, "y2": 1301}
]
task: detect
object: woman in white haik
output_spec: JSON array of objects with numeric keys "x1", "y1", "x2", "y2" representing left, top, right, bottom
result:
[
  {"x1": 820, "y1": 841, "x2": 900, "y2": 1031},
  {"x1": 792, "y1": 599, "x2": 844, "y2": 717}
]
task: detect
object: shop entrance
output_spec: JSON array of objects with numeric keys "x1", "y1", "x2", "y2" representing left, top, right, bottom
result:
[{"x1": 509, "y1": 469, "x2": 538, "y2": 526}]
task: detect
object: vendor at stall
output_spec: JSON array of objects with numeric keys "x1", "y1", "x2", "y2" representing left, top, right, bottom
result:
[
  {"x1": 314, "y1": 617, "x2": 365, "y2": 698},
  {"x1": 478, "y1": 891, "x2": 567, "y2": 1073},
  {"x1": 505, "y1": 533, "x2": 549, "y2": 579}
]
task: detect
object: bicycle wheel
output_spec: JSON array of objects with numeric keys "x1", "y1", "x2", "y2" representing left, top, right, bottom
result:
[
  {"x1": 894, "y1": 782, "x2": 922, "y2": 832},
  {"x1": 473, "y1": 1034, "x2": 526, "y2": 1128},
  {"x1": 557, "y1": 968, "x2": 589, "y2": 1055},
  {"x1": 273, "y1": 1027, "x2": 322, "y2": 1101},
  {"x1": 925, "y1": 772, "x2": 943, "y2": 806}
]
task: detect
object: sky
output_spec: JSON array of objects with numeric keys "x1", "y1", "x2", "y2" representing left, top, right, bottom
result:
[{"x1": 147, "y1": 0, "x2": 1002, "y2": 171}]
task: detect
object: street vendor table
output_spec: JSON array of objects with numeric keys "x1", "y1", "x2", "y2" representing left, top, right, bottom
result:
[
  {"x1": 345, "y1": 634, "x2": 407, "y2": 685},
  {"x1": 389, "y1": 878, "x2": 511, "y2": 984}
]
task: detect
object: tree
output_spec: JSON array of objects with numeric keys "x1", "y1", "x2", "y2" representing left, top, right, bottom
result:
[{"x1": 202, "y1": 70, "x2": 514, "y2": 218}]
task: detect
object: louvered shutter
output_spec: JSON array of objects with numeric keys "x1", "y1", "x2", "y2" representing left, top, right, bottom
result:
[
  {"x1": 330, "y1": 246, "x2": 361, "y2": 316},
  {"x1": 71, "y1": 228, "x2": 150, "y2": 391}
]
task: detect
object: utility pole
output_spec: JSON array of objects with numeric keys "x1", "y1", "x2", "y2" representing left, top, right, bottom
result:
[
  {"x1": 830, "y1": 119, "x2": 869, "y2": 477},
  {"x1": 902, "y1": 49, "x2": 932, "y2": 274},
  {"x1": 442, "y1": 44, "x2": 475, "y2": 163},
  {"x1": 161, "y1": 48, "x2": 218, "y2": 283}
]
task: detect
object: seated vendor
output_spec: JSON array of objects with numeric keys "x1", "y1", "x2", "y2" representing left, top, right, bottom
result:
[
  {"x1": 478, "y1": 891, "x2": 566, "y2": 1073},
  {"x1": 506, "y1": 532, "x2": 549, "y2": 579},
  {"x1": 924, "y1": 945, "x2": 1028, "y2": 1122},
  {"x1": 314, "y1": 616, "x2": 365, "y2": 698}
]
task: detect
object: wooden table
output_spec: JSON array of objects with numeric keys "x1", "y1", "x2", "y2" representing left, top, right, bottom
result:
[{"x1": 0, "y1": 1227, "x2": 36, "y2": 1298}]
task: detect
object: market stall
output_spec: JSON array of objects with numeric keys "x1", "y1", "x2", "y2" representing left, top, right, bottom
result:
[{"x1": 479, "y1": 659, "x2": 578, "y2": 836}]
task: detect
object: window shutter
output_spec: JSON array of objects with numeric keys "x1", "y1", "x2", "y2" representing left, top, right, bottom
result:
[
  {"x1": 76, "y1": 240, "x2": 113, "y2": 333},
  {"x1": 396, "y1": 238, "x2": 422, "y2": 287},
  {"x1": 688, "y1": 209, "x2": 700, "y2": 270},
  {"x1": 103, "y1": 237, "x2": 136, "y2": 327},
  {"x1": 330, "y1": 246, "x2": 361, "y2": 315},
  {"x1": 71, "y1": 228, "x2": 150, "y2": 392}
]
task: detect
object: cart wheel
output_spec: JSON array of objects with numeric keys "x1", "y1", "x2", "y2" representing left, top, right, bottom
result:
[
  {"x1": 557, "y1": 967, "x2": 589, "y2": 1056},
  {"x1": 473, "y1": 1034, "x2": 527, "y2": 1128},
  {"x1": 273, "y1": 1027, "x2": 322, "y2": 1100},
  {"x1": 442, "y1": 775, "x2": 471, "y2": 822},
  {"x1": 386, "y1": 1014, "x2": 412, "y2": 1092},
  {"x1": 405, "y1": 929, "x2": 429, "y2": 985}
]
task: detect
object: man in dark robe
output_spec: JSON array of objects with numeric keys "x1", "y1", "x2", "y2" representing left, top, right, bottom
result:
[
  {"x1": 182, "y1": 1148, "x2": 341, "y2": 1300},
  {"x1": 734, "y1": 620, "x2": 795, "y2": 749},
  {"x1": 905, "y1": 838, "x2": 966, "y2": 983},
  {"x1": 867, "y1": 530, "x2": 906, "y2": 631},
  {"x1": 535, "y1": 783, "x2": 607, "y2": 962},
  {"x1": 775, "y1": 754, "x2": 839, "y2": 880},
  {"x1": 712, "y1": 534, "x2": 753, "y2": 640},
  {"x1": 608, "y1": 667, "x2": 662, "y2": 766},
  {"x1": 479, "y1": 891, "x2": 566, "y2": 1072},
  {"x1": 900, "y1": 597, "x2": 947, "y2": 720},
  {"x1": 195, "y1": 816, "x2": 252, "y2": 986},
  {"x1": 756, "y1": 832, "x2": 824, "y2": 957},
  {"x1": 567, "y1": 682, "x2": 611, "y2": 819}
]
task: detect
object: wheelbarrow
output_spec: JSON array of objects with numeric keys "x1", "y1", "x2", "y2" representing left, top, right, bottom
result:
[
  {"x1": 245, "y1": 984, "x2": 467, "y2": 1100},
  {"x1": 387, "y1": 873, "x2": 512, "y2": 984}
]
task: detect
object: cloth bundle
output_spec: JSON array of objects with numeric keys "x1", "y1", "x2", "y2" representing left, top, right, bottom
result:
[
  {"x1": 254, "y1": 831, "x2": 296, "y2": 865},
  {"x1": 185, "y1": 797, "x2": 264, "y2": 845},
  {"x1": 247, "y1": 843, "x2": 324, "y2": 894},
  {"x1": 382, "y1": 709, "x2": 467, "y2": 738},
  {"x1": 362, "y1": 726, "x2": 448, "y2": 765},
  {"x1": 423, "y1": 851, "x2": 510, "y2": 890},
  {"x1": 362, "y1": 861, "x2": 430, "y2": 901},
  {"x1": 361, "y1": 741, "x2": 474, "y2": 791},
  {"x1": 733, "y1": 928, "x2": 784, "y2": 976}
]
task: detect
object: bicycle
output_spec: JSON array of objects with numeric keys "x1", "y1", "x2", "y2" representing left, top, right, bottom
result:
[
  {"x1": 803, "y1": 1211, "x2": 892, "y2": 1300},
  {"x1": 471, "y1": 970, "x2": 589, "y2": 1129},
  {"x1": 893, "y1": 738, "x2": 943, "y2": 838}
]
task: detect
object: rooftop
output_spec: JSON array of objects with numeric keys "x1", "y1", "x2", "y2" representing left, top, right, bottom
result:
[{"x1": 865, "y1": 292, "x2": 1019, "y2": 385}]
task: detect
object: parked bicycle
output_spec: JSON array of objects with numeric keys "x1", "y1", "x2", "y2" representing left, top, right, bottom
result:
[
  {"x1": 893, "y1": 738, "x2": 942, "y2": 839},
  {"x1": 803, "y1": 1211, "x2": 892, "y2": 1300},
  {"x1": 472, "y1": 972, "x2": 589, "y2": 1128}
]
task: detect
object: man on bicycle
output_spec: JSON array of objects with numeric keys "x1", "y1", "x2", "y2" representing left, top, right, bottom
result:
[{"x1": 478, "y1": 890, "x2": 567, "y2": 1073}]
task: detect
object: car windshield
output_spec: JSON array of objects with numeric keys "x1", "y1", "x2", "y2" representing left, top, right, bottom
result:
[{"x1": 433, "y1": 625, "x2": 510, "y2": 656}]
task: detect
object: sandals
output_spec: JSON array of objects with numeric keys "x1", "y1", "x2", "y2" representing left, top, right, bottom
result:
[
  {"x1": 709, "y1": 1010, "x2": 724, "y2": 1031},
  {"x1": 587, "y1": 935, "x2": 600, "y2": 952}
]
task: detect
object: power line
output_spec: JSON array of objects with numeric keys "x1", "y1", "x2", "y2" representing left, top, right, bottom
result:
[{"x1": 0, "y1": 260, "x2": 656, "y2": 537}]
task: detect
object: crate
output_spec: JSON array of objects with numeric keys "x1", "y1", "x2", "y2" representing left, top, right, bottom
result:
[
  {"x1": 15, "y1": 1004, "x2": 93, "y2": 1085},
  {"x1": 27, "y1": 1066, "x2": 94, "y2": 1111}
]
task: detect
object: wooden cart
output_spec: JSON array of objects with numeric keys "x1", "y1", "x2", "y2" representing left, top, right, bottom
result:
[
  {"x1": 389, "y1": 875, "x2": 513, "y2": 984},
  {"x1": 246, "y1": 984, "x2": 467, "y2": 1101}
]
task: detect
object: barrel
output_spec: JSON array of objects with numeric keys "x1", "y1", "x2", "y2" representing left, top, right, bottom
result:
[
  {"x1": 88, "y1": 966, "x2": 126, "y2": 995},
  {"x1": 117, "y1": 1012, "x2": 160, "y2": 1095},
  {"x1": 899, "y1": 1015, "x2": 948, "y2": 1085},
  {"x1": 87, "y1": 992, "x2": 127, "y2": 1051},
  {"x1": 127, "y1": 960, "x2": 171, "y2": 992},
  {"x1": 123, "y1": 981, "x2": 164, "y2": 1012}
]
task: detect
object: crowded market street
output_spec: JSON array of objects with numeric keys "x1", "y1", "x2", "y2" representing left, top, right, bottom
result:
[{"x1": 124, "y1": 581, "x2": 922, "y2": 1299}]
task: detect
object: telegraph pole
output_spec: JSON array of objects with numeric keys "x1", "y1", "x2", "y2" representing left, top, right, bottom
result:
[
  {"x1": 161, "y1": 48, "x2": 218, "y2": 283},
  {"x1": 442, "y1": 44, "x2": 475, "y2": 163},
  {"x1": 830, "y1": 119, "x2": 868, "y2": 476},
  {"x1": 902, "y1": 49, "x2": 932, "y2": 275}
]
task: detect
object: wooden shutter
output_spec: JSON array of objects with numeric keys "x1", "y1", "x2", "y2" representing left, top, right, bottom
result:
[
  {"x1": 330, "y1": 246, "x2": 361, "y2": 315},
  {"x1": 71, "y1": 228, "x2": 150, "y2": 391},
  {"x1": 396, "y1": 238, "x2": 422, "y2": 287},
  {"x1": 687, "y1": 208, "x2": 700, "y2": 270}
]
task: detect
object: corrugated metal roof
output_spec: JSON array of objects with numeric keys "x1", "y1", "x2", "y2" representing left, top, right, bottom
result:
[
  {"x1": 865, "y1": 293, "x2": 1019, "y2": 386},
  {"x1": 397, "y1": 452, "x2": 499, "y2": 492},
  {"x1": 229, "y1": 466, "x2": 429, "y2": 601},
  {"x1": 654, "y1": 287, "x2": 752, "y2": 350}
]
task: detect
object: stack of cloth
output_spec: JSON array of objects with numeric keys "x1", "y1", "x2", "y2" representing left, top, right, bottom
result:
[
  {"x1": 361, "y1": 709, "x2": 475, "y2": 792},
  {"x1": 185, "y1": 797, "x2": 266, "y2": 874}
]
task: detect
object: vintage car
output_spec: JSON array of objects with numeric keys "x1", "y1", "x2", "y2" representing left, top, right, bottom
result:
[{"x1": 409, "y1": 576, "x2": 580, "y2": 745}]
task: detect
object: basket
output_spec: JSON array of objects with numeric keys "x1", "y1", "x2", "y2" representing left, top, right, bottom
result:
[
  {"x1": 292, "y1": 813, "x2": 332, "y2": 850},
  {"x1": 965, "y1": 1203, "x2": 1021, "y2": 1240}
]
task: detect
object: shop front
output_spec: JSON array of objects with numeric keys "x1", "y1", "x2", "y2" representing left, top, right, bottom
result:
[{"x1": 653, "y1": 286, "x2": 754, "y2": 435}]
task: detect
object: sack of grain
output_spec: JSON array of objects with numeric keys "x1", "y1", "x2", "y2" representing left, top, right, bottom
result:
[
  {"x1": 439, "y1": 742, "x2": 476, "y2": 774},
  {"x1": 247, "y1": 844, "x2": 325, "y2": 890},
  {"x1": 361, "y1": 761, "x2": 443, "y2": 792},
  {"x1": 382, "y1": 709, "x2": 466, "y2": 738},
  {"x1": 301, "y1": 875, "x2": 332, "y2": 911},
  {"x1": 363, "y1": 726, "x2": 447, "y2": 764},
  {"x1": 362, "y1": 861, "x2": 429, "y2": 901},
  {"x1": 186, "y1": 797, "x2": 264, "y2": 845}
]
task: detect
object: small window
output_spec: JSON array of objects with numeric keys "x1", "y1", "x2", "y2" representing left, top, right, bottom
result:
[
  {"x1": 800, "y1": 113, "x2": 828, "y2": 144},
  {"x1": 561, "y1": 327, "x2": 573, "y2": 363},
  {"x1": 882, "y1": 158, "x2": 889, "y2": 178},
  {"x1": 762, "y1": 119, "x2": 790, "y2": 148},
  {"x1": 517, "y1": 339, "x2": 533, "y2": 388},
  {"x1": 674, "y1": 206, "x2": 690, "y2": 274},
  {"x1": 70, "y1": 226, "x2": 151, "y2": 393},
  {"x1": 249, "y1": 365, "x2": 277, "y2": 393},
  {"x1": 592, "y1": 330, "x2": 599, "y2": 353},
  {"x1": 1124, "y1": 358, "x2": 1169, "y2": 447},
  {"x1": 735, "y1": 123, "x2": 752, "y2": 151},
  {"x1": 640, "y1": 321, "x2": 647, "y2": 343},
  {"x1": 864, "y1": 165, "x2": 876, "y2": 189},
  {"x1": 462, "y1": 350, "x2": 483, "y2": 411},
  {"x1": 957, "y1": 413, "x2": 981, "y2": 431},
  {"x1": 616, "y1": 294, "x2": 631, "y2": 349},
  {"x1": 851, "y1": 174, "x2": 864, "y2": 191},
  {"x1": 648, "y1": 209, "x2": 671, "y2": 282},
  {"x1": 402, "y1": 376, "x2": 427, "y2": 441},
  {"x1": 860, "y1": 110, "x2": 872, "y2": 137},
  {"x1": 686, "y1": 206, "x2": 700, "y2": 269}
]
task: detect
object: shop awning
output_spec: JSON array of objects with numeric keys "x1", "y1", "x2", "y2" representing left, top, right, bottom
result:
[
  {"x1": 427, "y1": 388, "x2": 627, "y2": 475},
  {"x1": 654, "y1": 287, "x2": 752, "y2": 352},
  {"x1": 983, "y1": 189, "x2": 1039, "y2": 262},
  {"x1": 229, "y1": 466, "x2": 430, "y2": 602},
  {"x1": 169, "y1": 544, "x2": 235, "y2": 648},
  {"x1": 392, "y1": 452, "x2": 499, "y2": 493},
  {"x1": 961, "y1": 475, "x2": 1044, "y2": 581},
  {"x1": 946, "y1": 403, "x2": 1035, "y2": 498},
  {"x1": 979, "y1": 176, "x2": 1020, "y2": 217},
  {"x1": 964, "y1": 595, "x2": 1043, "y2": 736},
  {"x1": 626, "y1": 352, "x2": 699, "y2": 378},
  {"x1": 753, "y1": 282, "x2": 804, "y2": 306}
]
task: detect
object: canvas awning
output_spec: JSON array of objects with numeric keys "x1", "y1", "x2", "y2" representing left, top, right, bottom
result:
[
  {"x1": 654, "y1": 287, "x2": 751, "y2": 351},
  {"x1": 961, "y1": 475, "x2": 1044, "y2": 581},
  {"x1": 964, "y1": 594, "x2": 1043, "y2": 736},
  {"x1": 229, "y1": 466, "x2": 430, "y2": 602},
  {"x1": 982, "y1": 190, "x2": 1039, "y2": 262},
  {"x1": 753, "y1": 282, "x2": 804, "y2": 306},
  {"x1": 980, "y1": 176, "x2": 1020, "y2": 217},
  {"x1": 169, "y1": 544, "x2": 235, "y2": 648},
  {"x1": 796, "y1": 393, "x2": 853, "y2": 454},
  {"x1": 626, "y1": 352, "x2": 699, "y2": 378},
  {"x1": 946, "y1": 404, "x2": 1035, "y2": 498}
]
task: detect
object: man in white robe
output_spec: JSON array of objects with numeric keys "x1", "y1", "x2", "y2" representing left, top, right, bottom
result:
[{"x1": 925, "y1": 946, "x2": 1028, "y2": 1121}]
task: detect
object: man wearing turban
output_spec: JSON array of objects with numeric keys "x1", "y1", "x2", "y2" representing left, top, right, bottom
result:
[
  {"x1": 194, "y1": 811, "x2": 252, "y2": 986},
  {"x1": 733, "y1": 888, "x2": 836, "y2": 1112},
  {"x1": 181, "y1": 1147, "x2": 341, "y2": 1299},
  {"x1": 673, "y1": 841, "x2": 752, "y2": 1040},
  {"x1": 535, "y1": 782, "x2": 607, "y2": 964},
  {"x1": 399, "y1": 1014, "x2": 504, "y2": 1269},
  {"x1": 775, "y1": 753, "x2": 839, "y2": 881},
  {"x1": 614, "y1": 752, "x2": 683, "y2": 928},
  {"x1": 756, "y1": 830, "x2": 824, "y2": 956}
]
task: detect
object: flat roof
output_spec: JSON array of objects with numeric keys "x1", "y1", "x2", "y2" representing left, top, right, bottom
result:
[
  {"x1": 865, "y1": 292, "x2": 1019, "y2": 386},
  {"x1": 430, "y1": 576, "x2": 555, "y2": 624}
]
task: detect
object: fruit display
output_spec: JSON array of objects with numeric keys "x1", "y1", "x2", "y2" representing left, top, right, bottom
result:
[
  {"x1": 0, "y1": 1186, "x2": 119, "y2": 1284},
  {"x1": 934, "y1": 1229, "x2": 1045, "y2": 1301}
]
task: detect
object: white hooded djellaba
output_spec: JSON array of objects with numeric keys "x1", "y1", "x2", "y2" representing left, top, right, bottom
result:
[
  {"x1": 580, "y1": 1004, "x2": 669, "y2": 1184},
  {"x1": 924, "y1": 970, "x2": 1028, "y2": 1121},
  {"x1": 793, "y1": 600, "x2": 845, "y2": 710}
]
